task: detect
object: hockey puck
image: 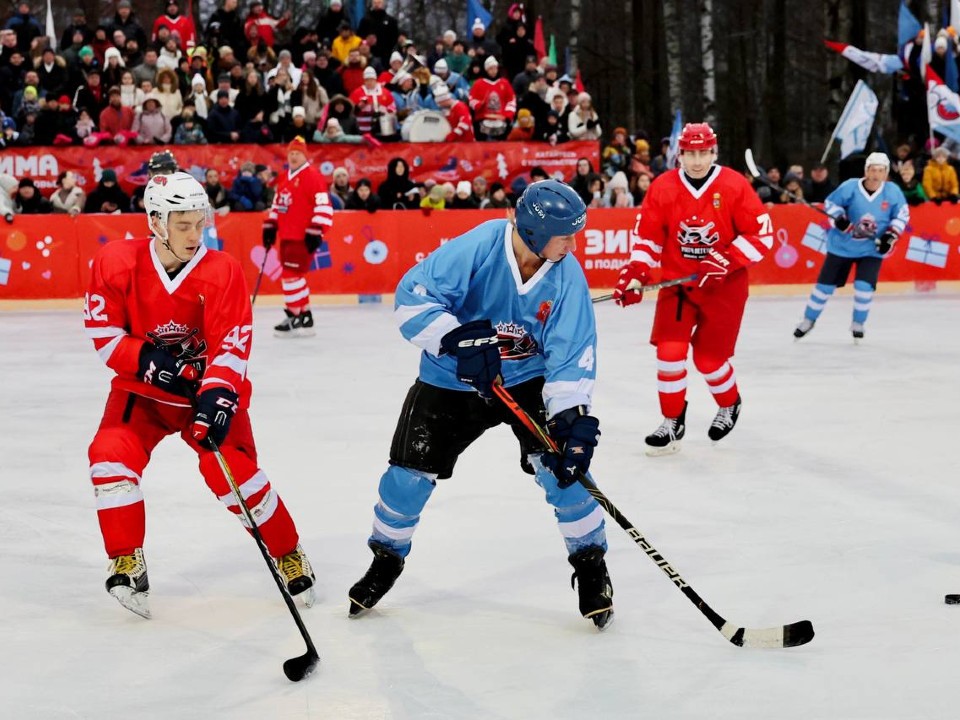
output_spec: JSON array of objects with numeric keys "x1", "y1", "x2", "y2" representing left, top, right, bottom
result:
[{"x1": 945, "y1": 594, "x2": 960, "y2": 604}]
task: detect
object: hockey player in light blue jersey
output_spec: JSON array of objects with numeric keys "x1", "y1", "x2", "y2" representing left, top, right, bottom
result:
[
  {"x1": 794, "y1": 152, "x2": 909, "y2": 342},
  {"x1": 348, "y1": 179, "x2": 614, "y2": 629}
]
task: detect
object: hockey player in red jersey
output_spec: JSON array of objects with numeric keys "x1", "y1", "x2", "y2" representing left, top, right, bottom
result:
[
  {"x1": 261, "y1": 136, "x2": 334, "y2": 337},
  {"x1": 612, "y1": 123, "x2": 774, "y2": 454},
  {"x1": 85, "y1": 171, "x2": 315, "y2": 618}
]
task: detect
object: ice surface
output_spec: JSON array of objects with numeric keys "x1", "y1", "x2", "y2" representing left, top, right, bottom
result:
[{"x1": 1, "y1": 293, "x2": 958, "y2": 719}]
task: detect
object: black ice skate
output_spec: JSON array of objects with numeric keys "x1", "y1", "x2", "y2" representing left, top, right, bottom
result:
[
  {"x1": 274, "y1": 309, "x2": 295, "y2": 337},
  {"x1": 348, "y1": 543, "x2": 405, "y2": 617},
  {"x1": 106, "y1": 548, "x2": 150, "y2": 619},
  {"x1": 569, "y1": 547, "x2": 614, "y2": 630},
  {"x1": 644, "y1": 402, "x2": 686, "y2": 456},
  {"x1": 793, "y1": 318, "x2": 815, "y2": 339},
  {"x1": 851, "y1": 322, "x2": 864, "y2": 343},
  {"x1": 293, "y1": 310, "x2": 316, "y2": 337},
  {"x1": 708, "y1": 395, "x2": 742, "y2": 443},
  {"x1": 275, "y1": 544, "x2": 317, "y2": 607}
]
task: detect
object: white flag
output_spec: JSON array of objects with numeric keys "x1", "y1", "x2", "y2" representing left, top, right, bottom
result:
[
  {"x1": 829, "y1": 80, "x2": 878, "y2": 159},
  {"x1": 925, "y1": 66, "x2": 960, "y2": 143},
  {"x1": 45, "y1": 0, "x2": 56, "y2": 51},
  {"x1": 921, "y1": 22, "x2": 932, "y2": 79}
]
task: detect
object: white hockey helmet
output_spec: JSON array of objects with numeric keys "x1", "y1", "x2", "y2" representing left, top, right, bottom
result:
[
  {"x1": 864, "y1": 152, "x2": 890, "y2": 170},
  {"x1": 144, "y1": 171, "x2": 211, "y2": 236}
]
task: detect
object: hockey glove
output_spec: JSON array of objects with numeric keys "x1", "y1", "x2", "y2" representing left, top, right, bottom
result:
[
  {"x1": 439, "y1": 320, "x2": 502, "y2": 401},
  {"x1": 138, "y1": 343, "x2": 199, "y2": 397},
  {"x1": 191, "y1": 387, "x2": 239, "y2": 449},
  {"x1": 875, "y1": 230, "x2": 897, "y2": 255},
  {"x1": 541, "y1": 407, "x2": 601, "y2": 489},
  {"x1": 305, "y1": 232, "x2": 322, "y2": 254},
  {"x1": 832, "y1": 215, "x2": 852, "y2": 233},
  {"x1": 262, "y1": 223, "x2": 277, "y2": 250},
  {"x1": 612, "y1": 261, "x2": 650, "y2": 307},
  {"x1": 697, "y1": 248, "x2": 734, "y2": 287}
]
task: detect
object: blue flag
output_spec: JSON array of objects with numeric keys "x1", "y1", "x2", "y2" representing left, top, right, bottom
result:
[
  {"x1": 466, "y1": 0, "x2": 492, "y2": 38},
  {"x1": 666, "y1": 110, "x2": 682, "y2": 169},
  {"x1": 830, "y1": 80, "x2": 878, "y2": 158},
  {"x1": 898, "y1": 1, "x2": 922, "y2": 55},
  {"x1": 352, "y1": 0, "x2": 365, "y2": 30}
]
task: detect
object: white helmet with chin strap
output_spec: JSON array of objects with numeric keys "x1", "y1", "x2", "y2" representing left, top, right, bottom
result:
[{"x1": 144, "y1": 171, "x2": 211, "y2": 241}]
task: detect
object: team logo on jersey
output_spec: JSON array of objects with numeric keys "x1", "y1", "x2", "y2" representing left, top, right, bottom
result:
[
  {"x1": 275, "y1": 188, "x2": 294, "y2": 214},
  {"x1": 676, "y1": 216, "x2": 720, "y2": 259},
  {"x1": 147, "y1": 320, "x2": 207, "y2": 368},
  {"x1": 852, "y1": 213, "x2": 878, "y2": 239},
  {"x1": 495, "y1": 321, "x2": 539, "y2": 360},
  {"x1": 712, "y1": 192, "x2": 721, "y2": 209},
  {"x1": 536, "y1": 300, "x2": 553, "y2": 324}
]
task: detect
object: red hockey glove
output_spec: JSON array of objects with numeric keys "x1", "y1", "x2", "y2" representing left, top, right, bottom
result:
[
  {"x1": 697, "y1": 248, "x2": 734, "y2": 287},
  {"x1": 613, "y1": 261, "x2": 650, "y2": 307}
]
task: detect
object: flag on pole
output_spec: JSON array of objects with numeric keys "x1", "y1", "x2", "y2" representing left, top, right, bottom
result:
[
  {"x1": 899, "y1": 2, "x2": 922, "y2": 66},
  {"x1": 574, "y1": 69, "x2": 585, "y2": 93},
  {"x1": 921, "y1": 23, "x2": 933, "y2": 79},
  {"x1": 466, "y1": 0, "x2": 492, "y2": 38},
  {"x1": 45, "y1": 0, "x2": 56, "y2": 51},
  {"x1": 926, "y1": 66, "x2": 960, "y2": 143},
  {"x1": 666, "y1": 110, "x2": 682, "y2": 169},
  {"x1": 823, "y1": 39, "x2": 902, "y2": 74},
  {"x1": 533, "y1": 16, "x2": 546, "y2": 60},
  {"x1": 952, "y1": 0, "x2": 960, "y2": 31},
  {"x1": 826, "y1": 80, "x2": 878, "y2": 159},
  {"x1": 548, "y1": 34, "x2": 557, "y2": 67}
]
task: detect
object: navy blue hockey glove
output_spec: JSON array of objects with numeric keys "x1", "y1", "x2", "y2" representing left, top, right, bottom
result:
[
  {"x1": 832, "y1": 215, "x2": 851, "y2": 233},
  {"x1": 541, "y1": 407, "x2": 601, "y2": 488},
  {"x1": 138, "y1": 343, "x2": 199, "y2": 397},
  {"x1": 305, "y1": 232, "x2": 322, "y2": 254},
  {"x1": 875, "y1": 230, "x2": 897, "y2": 255},
  {"x1": 191, "y1": 387, "x2": 239, "y2": 449},
  {"x1": 439, "y1": 320, "x2": 502, "y2": 400}
]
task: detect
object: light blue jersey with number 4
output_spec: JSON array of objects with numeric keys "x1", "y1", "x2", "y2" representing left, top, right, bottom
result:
[{"x1": 394, "y1": 219, "x2": 597, "y2": 418}]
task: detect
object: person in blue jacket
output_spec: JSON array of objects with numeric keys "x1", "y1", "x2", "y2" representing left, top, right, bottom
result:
[
  {"x1": 794, "y1": 152, "x2": 909, "y2": 342},
  {"x1": 348, "y1": 179, "x2": 614, "y2": 630}
]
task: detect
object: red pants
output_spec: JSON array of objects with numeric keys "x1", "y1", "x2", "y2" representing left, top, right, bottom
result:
[
  {"x1": 88, "y1": 390, "x2": 299, "y2": 559},
  {"x1": 649, "y1": 272, "x2": 747, "y2": 416},
  {"x1": 279, "y1": 239, "x2": 311, "y2": 313}
]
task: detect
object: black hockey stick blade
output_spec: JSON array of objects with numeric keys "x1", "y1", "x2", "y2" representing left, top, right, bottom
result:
[{"x1": 283, "y1": 648, "x2": 320, "y2": 682}]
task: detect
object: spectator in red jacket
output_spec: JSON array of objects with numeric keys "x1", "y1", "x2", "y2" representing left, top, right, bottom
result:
[
  {"x1": 244, "y1": 0, "x2": 290, "y2": 49},
  {"x1": 97, "y1": 86, "x2": 136, "y2": 144},
  {"x1": 151, "y1": 0, "x2": 197, "y2": 49},
  {"x1": 434, "y1": 85, "x2": 474, "y2": 142}
]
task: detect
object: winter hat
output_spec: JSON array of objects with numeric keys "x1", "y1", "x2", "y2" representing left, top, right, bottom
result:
[
  {"x1": 472, "y1": 18, "x2": 485, "y2": 33},
  {"x1": 428, "y1": 184, "x2": 445, "y2": 201},
  {"x1": 287, "y1": 136, "x2": 308, "y2": 153},
  {"x1": 434, "y1": 58, "x2": 448, "y2": 73},
  {"x1": 191, "y1": 73, "x2": 206, "y2": 87},
  {"x1": 332, "y1": 166, "x2": 349, "y2": 181},
  {"x1": 362, "y1": 66, "x2": 377, "y2": 79},
  {"x1": 456, "y1": 180, "x2": 471, "y2": 197},
  {"x1": 241, "y1": 161, "x2": 256, "y2": 173},
  {"x1": 117, "y1": 0, "x2": 131, "y2": 8},
  {"x1": 326, "y1": 117, "x2": 341, "y2": 130},
  {"x1": 577, "y1": 92, "x2": 592, "y2": 104},
  {"x1": 329, "y1": 0, "x2": 342, "y2": 6},
  {"x1": 389, "y1": 51, "x2": 403, "y2": 64},
  {"x1": 218, "y1": 45, "x2": 234, "y2": 57},
  {"x1": 484, "y1": 55, "x2": 499, "y2": 70},
  {"x1": 936, "y1": 34, "x2": 949, "y2": 51},
  {"x1": 78, "y1": 45, "x2": 94, "y2": 59},
  {"x1": 634, "y1": 138, "x2": 649, "y2": 153},
  {"x1": 2, "y1": 117, "x2": 16, "y2": 130},
  {"x1": 23, "y1": 86, "x2": 38, "y2": 100},
  {"x1": 57, "y1": 94, "x2": 72, "y2": 107},
  {"x1": 432, "y1": 85, "x2": 451, "y2": 103},
  {"x1": 18, "y1": 177, "x2": 35, "y2": 189},
  {"x1": 101, "y1": 169, "x2": 117, "y2": 183},
  {"x1": 608, "y1": 171, "x2": 629, "y2": 191},
  {"x1": 292, "y1": 105, "x2": 306, "y2": 118},
  {"x1": 216, "y1": 88, "x2": 230, "y2": 99},
  {"x1": 303, "y1": 50, "x2": 316, "y2": 62},
  {"x1": 490, "y1": 181, "x2": 504, "y2": 194},
  {"x1": 443, "y1": 30, "x2": 456, "y2": 42}
]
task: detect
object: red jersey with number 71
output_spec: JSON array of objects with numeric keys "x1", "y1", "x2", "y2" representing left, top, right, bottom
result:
[
  {"x1": 84, "y1": 238, "x2": 253, "y2": 408},
  {"x1": 630, "y1": 166, "x2": 773, "y2": 280}
]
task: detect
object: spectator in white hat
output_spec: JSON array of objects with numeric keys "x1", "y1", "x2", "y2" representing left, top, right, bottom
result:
[
  {"x1": 349, "y1": 65, "x2": 397, "y2": 137},
  {"x1": 468, "y1": 55, "x2": 516, "y2": 140},
  {"x1": 432, "y1": 57, "x2": 470, "y2": 102}
]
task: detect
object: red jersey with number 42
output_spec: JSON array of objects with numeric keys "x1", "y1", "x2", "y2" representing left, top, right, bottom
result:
[
  {"x1": 631, "y1": 166, "x2": 773, "y2": 279},
  {"x1": 84, "y1": 239, "x2": 253, "y2": 408}
]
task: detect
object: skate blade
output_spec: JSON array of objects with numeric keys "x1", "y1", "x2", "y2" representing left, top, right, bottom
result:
[
  {"x1": 348, "y1": 598, "x2": 371, "y2": 618},
  {"x1": 294, "y1": 327, "x2": 317, "y2": 338},
  {"x1": 295, "y1": 586, "x2": 317, "y2": 608},
  {"x1": 109, "y1": 586, "x2": 151, "y2": 619},
  {"x1": 645, "y1": 442, "x2": 681, "y2": 457},
  {"x1": 586, "y1": 608, "x2": 614, "y2": 631}
]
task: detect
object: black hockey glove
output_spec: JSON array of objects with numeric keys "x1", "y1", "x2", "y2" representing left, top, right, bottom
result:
[
  {"x1": 439, "y1": 319, "x2": 502, "y2": 400},
  {"x1": 262, "y1": 223, "x2": 277, "y2": 250},
  {"x1": 190, "y1": 387, "x2": 239, "y2": 449},
  {"x1": 137, "y1": 343, "x2": 199, "y2": 397},
  {"x1": 875, "y1": 230, "x2": 897, "y2": 255},
  {"x1": 934, "y1": 197, "x2": 944, "y2": 206},
  {"x1": 833, "y1": 215, "x2": 851, "y2": 233},
  {"x1": 950, "y1": 194, "x2": 959, "y2": 204},
  {"x1": 541, "y1": 407, "x2": 601, "y2": 488},
  {"x1": 305, "y1": 232, "x2": 322, "y2": 254}
]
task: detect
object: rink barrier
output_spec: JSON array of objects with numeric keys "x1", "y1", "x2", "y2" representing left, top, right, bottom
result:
[{"x1": 1, "y1": 206, "x2": 959, "y2": 300}]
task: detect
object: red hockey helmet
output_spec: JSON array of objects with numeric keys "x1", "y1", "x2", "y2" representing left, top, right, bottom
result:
[{"x1": 678, "y1": 122, "x2": 718, "y2": 152}]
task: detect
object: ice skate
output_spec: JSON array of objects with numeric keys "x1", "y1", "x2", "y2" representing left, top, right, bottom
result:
[
  {"x1": 105, "y1": 548, "x2": 150, "y2": 619},
  {"x1": 569, "y1": 547, "x2": 614, "y2": 630},
  {"x1": 275, "y1": 544, "x2": 317, "y2": 607},
  {"x1": 644, "y1": 402, "x2": 686, "y2": 456},
  {"x1": 348, "y1": 543, "x2": 405, "y2": 617},
  {"x1": 293, "y1": 310, "x2": 316, "y2": 338},
  {"x1": 708, "y1": 395, "x2": 742, "y2": 443},
  {"x1": 274, "y1": 309, "x2": 296, "y2": 338},
  {"x1": 793, "y1": 318, "x2": 815, "y2": 340},
  {"x1": 851, "y1": 322, "x2": 864, "y2": 344}
]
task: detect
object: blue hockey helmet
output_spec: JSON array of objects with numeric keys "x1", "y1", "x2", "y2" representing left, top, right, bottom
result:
[{"x1": 514, "y1": 179, "x2": 587, "y2": 254}]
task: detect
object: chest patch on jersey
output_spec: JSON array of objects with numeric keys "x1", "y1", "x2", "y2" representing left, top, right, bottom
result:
[
  {"x1": 852, "y1": 213, "x2": 878, "y2": 239},
  {"x1": 676, "y1": 215, "x2": 720, "y2": 260},
  {"x1": 147, "y1": 320, "x2": 208, "y2": 369},
  {"x1": 275, "y1": 188, "x2": 293, "y2": 214},
  {"x1": 496, "y1": 321, "x2": 539, "y2": 361}
]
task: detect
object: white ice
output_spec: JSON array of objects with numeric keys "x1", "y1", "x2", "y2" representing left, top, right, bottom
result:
[{"x1": 2, "y1": 292, "x2": 958, "y2": 720}]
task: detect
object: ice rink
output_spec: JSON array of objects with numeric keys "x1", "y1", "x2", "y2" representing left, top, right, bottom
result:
[{"x1": 2, "y1": 292, "x2": 958, "y2": 720}]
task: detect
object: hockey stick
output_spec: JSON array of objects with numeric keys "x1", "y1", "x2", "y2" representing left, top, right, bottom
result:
[
  {"x1": 208, "y1": 440, "x2": 320, "y2": 681},
  {"x1": 592, "y1": 274, "x2": 698, "y2": 304},
  {"x1": 492, "y1": 382, "x2": 815, "y2": 649},
  {"x1": 250, "y1": 249, "x2": 269, "y2": 306},
  {"x1": 744, "y1": 148, "x2": 832, "y2": 219}
]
